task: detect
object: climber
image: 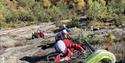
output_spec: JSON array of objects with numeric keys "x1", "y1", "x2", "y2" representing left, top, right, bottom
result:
[
  {"x1": 54, "y1": 39, "x2": 85, "y2": 63},
  {"x1": 32, "y1": 30, "x2": 44, "y2": 39}
]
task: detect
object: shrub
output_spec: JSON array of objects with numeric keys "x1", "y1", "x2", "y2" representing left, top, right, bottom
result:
[
  {"x1": 75, "y1": 0, "x2": 86, "y2": 10},
  {"x1": 1, "y1": 0, "x2": 81, "y2": 28},
  {"x1": 5, "y1": 11, "x2": 18, "y2": 23},
  {"x1": 0, "y1": 20, "x2": 9, "y2": 29},
  {"x1": 86, "y1": 0, "x2": 125, "y2": 21},
  {"x1": 0, "y1": 0, "x2": 8, "y2": 15},
  {"x1": 40, "y1": 0, "x2": 51, "y2": 8},
  {"x1": 69, "y1": 16, "x2": 80, "y2": 27},
  {"x1": 31, "y1": 2, "x2": 51, "y2": 22},
  {"x1": 37, "y1": 11, "x2": 51, "y2": 22},
  {"x1": 109, "y1": 0, "x2": 125, "y2": 23},
  {"x1": 31, "y1": 2, "x2": 76, "y2": 24},
  {"x1": 75, "y1": 32, "x2": 103, "y2": 44},
  {"x1": 110, "y1": 0, "x2": 125, "y2": 14},
  {"x1": 85, "y1": 0, "x2": 108, "y2": 19},
  {"x1": 0, "y1": 22, "x2": 1, "y2": 29},
  {"x1": 51, "y1": 3, "x2": 77, "y2": 26},
  {"x1": 17, "y1": 6, "x2": 35, "y2": 21},
  {"x1": 16, "y1": 0, "x2": 35, "y2": 7}
]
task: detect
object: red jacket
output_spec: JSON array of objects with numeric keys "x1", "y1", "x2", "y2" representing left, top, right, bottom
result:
[
  {"x1": 64, "y1": 33, "x2": 71, "y2": 39},
  {"x1": 63, "y1": 39, "x2": 82, "y2": 52},
  {"x1": 37, "y1": 31, "x2": 44, "y2": 37}
]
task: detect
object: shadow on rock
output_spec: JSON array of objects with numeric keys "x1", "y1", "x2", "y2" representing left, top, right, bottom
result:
[
  {"x1": 20, "y1": 55, "x2": 47, "y2": 63},
  {"x1": 25, "y1": 37, "x2": 33, "y2": 40},
  {"x1": 53, "y1": 29, "x2": 60, "y2": 33}
]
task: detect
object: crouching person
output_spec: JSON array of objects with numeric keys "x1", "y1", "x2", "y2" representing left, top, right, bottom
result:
[
  {"x1": 32, "y1": 30, "x2": 44, "y2": 39},
  {"x1": 54, "y1": 39, "x2": 84, "y2": 63}
]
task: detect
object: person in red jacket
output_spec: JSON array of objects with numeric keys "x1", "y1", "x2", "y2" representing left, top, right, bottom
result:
[
  {"x1": 32, "y1": 30, "x2": 45, "y2": 39},
  {"x1": 54, "y1": 39, "x2": 84, "y2": 63},
  {"x1": 36, "y1": 30, "x2": 44, "y2": 38}
]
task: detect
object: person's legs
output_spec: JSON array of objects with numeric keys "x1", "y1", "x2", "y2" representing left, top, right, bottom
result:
[
  {"x1": 54, "y1": 47, "x2": 61, "y2": 63},
  {"x1": 67, "y1": 49, "x2": 72, "y2": 59},
  {"x1": 54, "y1": 49, "x2": 70, "y2": 63},
  {"x1": 61, "y1": 49, "x2": 71, "y2": 61},
  {"x1": 54, "y1": 54, "x2": 60, "y2": 63}
]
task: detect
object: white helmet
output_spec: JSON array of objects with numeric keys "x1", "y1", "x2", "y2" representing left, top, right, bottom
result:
[
  {"x1": 62, "y1": 29, "x2": 68, "y2": 34},
  {"x1": 63, "y1": 24, "x2": 66, "y2": 28},
  {"x1": 32, "y1": 32, "x2": 35, "y2": 34},
  {"x1": 37, "y1": 30, "x2": 40, "y2": 33}
]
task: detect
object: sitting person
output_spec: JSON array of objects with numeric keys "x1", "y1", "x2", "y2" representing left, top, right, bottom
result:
[
  {"x1": 32, "y1": 30, "x2": 44, "y2": 39},
  {"x1": 36, "y1": 30, "x2": 44, "y2": 38}
]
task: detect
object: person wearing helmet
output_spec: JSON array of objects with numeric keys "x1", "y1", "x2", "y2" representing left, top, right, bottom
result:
[
  {"x1": 62, "y1": 29, "x2": 71, "y2": 40},
  {"x1": 55, "y1": 31, "x2": 64, "y2": 42},
  {"x1": 55, "y1": 29, "x2": 71, "y2": 42},
  {"x1": 54, "y1": 39, "x2": 85, "y2": 63},
  {"x1": 40, "y1": 31, "x2": 84, "y2": 63},
  {"x1": 32, "y1": 30, "x2": 44, "y2": 39},
  {"x1": 46, "y1": 29, "x2": 71, "y2": 48},
  {"x1": 37, "y1": 30, "x2": 44, "y2": 38}
]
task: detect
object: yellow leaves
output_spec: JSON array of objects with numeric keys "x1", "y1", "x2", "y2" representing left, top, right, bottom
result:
[
  {"x1": 41, "y1": 0, "x2": 51, "y2": 8},
  {"x1": 87, "y1": 0, "x2": 109, "y2": 19},
  {"x1": 72, "y1": 0, "x2": 86, "y2": 10},
  {"x1": 107, "y1": 32, "x2": 116, "y2": 40},
  {"x1": 0, "y1": 13, "x2": 5, "y2": 20},
  {"x1": 98, "y1": 0, "x2": 106, "y2": 5},
  {"x1": 75, "y1": 0, "x2": 86, "y2": 10},
  {"x1": 56, "y1": 0, "x2": 86, "y2": 10}
]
